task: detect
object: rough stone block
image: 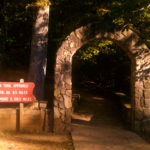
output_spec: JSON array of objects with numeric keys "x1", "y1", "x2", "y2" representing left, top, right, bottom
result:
[
  {"x1": 64, "y1": 74, "x2": 71, "y2": 85},
  {"x1": 144, "y1": 99, "x2": 150, "y2": 107},
  {"x1": 54, "y1": 118, "x2": 65, "y2": 134},
  {"x1": 141, "y1": 119, "x2": 150, "y2": 133},
  {"x1": 59, "y1": 108, "x2": 65, "y2": 115},
  {"x1": 54, "y1": 89, "x2": 60, "y2": 97},
  {"x1": 60, "y1": 88, "x2": 66, "y2": 94},
  {"x1": 143, "y1": 108, "x2": 150, "y2": 119},
  {"x1": 65, "y1": 108, "x2": 72, "y2": 124},
  {"x1": 144, "y1": 81, "x2": 150, "y2": 89},
  {"x1": 57, "y1": 95, "x2": 64, "y2": 102},
  {"x1": 134, "y1": 121, "x2": 142, "y2": 132},
  {"x1": 135, "y1": 88, "x2": 143, "y2": 97},
  {"x1": 70, "y1": 42, "x2": 75, "y2": 48},
  {"x1": 66, "y1": 90, "x2": 72, "y2": 97},
  {"x1": 75, "y1": 29, "x2": 83, "y2": 39},
  {"x1": 59, "y1": 101, "x2": 65, "y2": 109},
  {"x1": 65, "y1": 83, "x2": 71, "y2": 90},
  {"x1": 135, "y1": 99, "x2": 141, "y2": 107},
  {"x1": 54, "y1": 107, "x2": 60, "y2": 118},
  {"x1": 135, "y1": 81, "x2": 143, "y2": 88},
  {"x1": 135, "y1": 108, "x2": 144, "y2": 120},
  {"x1": 144, "y1": 90, "x2": 150, "y2": 99},
  {"x1": 55, "y1": 64, "x2": 61, "y2": 72},
  {"x1": 64, "y1": 95, "x2": 72, "y2": 109}
]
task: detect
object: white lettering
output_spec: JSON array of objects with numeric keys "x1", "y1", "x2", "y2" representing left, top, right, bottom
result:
[
  {"x1": 12, "y1": 91, "x2": 17, "y2": 94},
  {"x1": 14, "y1": 97, "x2": 19, "y2": 101},
  {"x1": 0, "y1": 90, "x2": 4, "y2": 94},
  {"x1": 13, "y1": 84, "x2": 28, "y2": 88},
  {"x1": 4, "y1": 84, "x2": 11, "y2": 88},
  {"x1": 6, "y1": 91, "x2": 10, "y2": 94},
  {"x1": 0, "y1": 97, "x2": 8, "y2": 101},
  {"x1": 23, "y1": 97, "x2": 31, "y2": 101},
  {"x1": 18, "y1": 91, "x2": 28, "y2": 94}
]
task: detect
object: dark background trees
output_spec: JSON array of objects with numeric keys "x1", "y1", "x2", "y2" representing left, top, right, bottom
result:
[
  {"x1": 0, "y1": 0, "x2": 35, "y2": 69},
  {"x1": 0, "y1": 0, "x2": 149, "y2": 95}
]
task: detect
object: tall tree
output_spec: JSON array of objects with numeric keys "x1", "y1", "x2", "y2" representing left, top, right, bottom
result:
[{"x1": 28, "y1": 0, "x2": 50, "y2": 100}]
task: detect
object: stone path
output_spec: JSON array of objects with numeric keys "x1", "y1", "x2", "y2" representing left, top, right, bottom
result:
[{"x1": 71, "y1": 90, "x2": 150, "y2": 150}]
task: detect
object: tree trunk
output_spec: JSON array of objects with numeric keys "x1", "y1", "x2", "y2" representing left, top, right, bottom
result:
[{"x1": 28, "y1": 5, "x2": 50, "y2": 100}]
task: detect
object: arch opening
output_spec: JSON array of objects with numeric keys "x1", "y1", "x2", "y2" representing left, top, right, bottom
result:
[
  {"x1": 72, "y1": 39, "x2": 131, "y2": 95},
  {"x1": 54, "y1": 23, "x2": 150, "y2": 134},
  {"x1": 72, "y1": 39, "x2": 131, "y2": 127}
]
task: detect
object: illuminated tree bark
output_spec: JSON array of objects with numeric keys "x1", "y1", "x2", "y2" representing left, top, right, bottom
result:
[{"x1": 28, "y1": 5, "x2": 50, "y2": 100}]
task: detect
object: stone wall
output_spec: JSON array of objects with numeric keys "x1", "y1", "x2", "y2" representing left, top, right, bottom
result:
[
  {"x1": 54, "y1": 23, "x2": 150, "y2": 134},
  {"x1": 0, "y1": 106, "x2": 50, "y2": 133},
  {"x1": 135, "y1": 80, "x2": 150, "y2": 133},
  {"x1": 0, "y1": 108, "x2": 16, "y2": 131}
]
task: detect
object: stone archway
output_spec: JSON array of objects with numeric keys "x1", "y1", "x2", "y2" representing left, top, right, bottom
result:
[{"x1": 54, "y1": 23, "x2": 150, "y2": 133}]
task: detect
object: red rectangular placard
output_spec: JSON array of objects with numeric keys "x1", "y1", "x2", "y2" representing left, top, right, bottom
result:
[{"x1": 0, "y1": 82, "x2": 35, "y2": 103}]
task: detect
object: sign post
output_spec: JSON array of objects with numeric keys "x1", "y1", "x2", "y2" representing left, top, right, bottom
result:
[{"x1": 0, "y1": 80, "x2": 36, "y2": 131}]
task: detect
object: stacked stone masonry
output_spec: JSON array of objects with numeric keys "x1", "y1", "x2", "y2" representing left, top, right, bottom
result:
[{"x1": 54, "y1": 23, "x2": 150, "y2": 134}]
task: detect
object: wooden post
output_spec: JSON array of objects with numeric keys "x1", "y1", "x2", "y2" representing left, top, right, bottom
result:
[
  {"x1": 20, "y1": 79, "x2": 24, "y2": 131},
  {"x1": 17, "y1": 79, "x2": 25, "y2": 131},
  {"x1": 16, "y1": 108, "x2": 20, "y2": 131}
]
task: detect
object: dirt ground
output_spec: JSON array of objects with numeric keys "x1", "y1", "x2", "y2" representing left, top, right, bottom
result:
[
  {"x1": 72, "y1": 89, "x2": 150, "y2": 150},
  {"x1": 0, "y1": 131, "x2": 74, "y2": 150}
]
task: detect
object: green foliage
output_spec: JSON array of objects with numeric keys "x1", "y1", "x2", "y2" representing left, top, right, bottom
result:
[
  {"x1": 73, "y1": 39, "x2": 131, "y2": 95},
  {"x1": 76, "y1": 40, "x2": 115, "y2": 62},
  {"x1": 0, "y1": 0, "x2": 36, "y2": 68}
]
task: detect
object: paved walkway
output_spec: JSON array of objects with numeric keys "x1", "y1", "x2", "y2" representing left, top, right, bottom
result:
[{"x1": 71, "y1": 90, "x2": 150, "y2": 150}]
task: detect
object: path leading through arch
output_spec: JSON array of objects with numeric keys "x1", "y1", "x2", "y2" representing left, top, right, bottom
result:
[{"x1": 71, "y1": 89, "x2": 150, "y2": 150}]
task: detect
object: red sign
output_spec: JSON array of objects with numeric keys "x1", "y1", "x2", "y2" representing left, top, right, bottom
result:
[{"x1": 0, "y1": 82, "x2": 35, "y2": 103}]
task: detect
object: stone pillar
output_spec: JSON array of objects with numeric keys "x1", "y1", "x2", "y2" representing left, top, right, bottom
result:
[
  {"x1": 134, "y1": 80, "x2": 150, "y2": 133},
  {"x1": 141, "y1": 81, "x2": 150, "y2": 133},
  {"x1": 54, "y1": 58, "x2": 72, "y2": 133},
  {"x1": 54, "y1": 55, "x2": 72, "y2": 133},
  {"x1": 53, "y1": 30, "x2": 84, "y2": 133},
  {"x1": 134, "y1": 81, "x2": 144, "y2": 131},
  {"x1": 143, "y1": 81, "x2": 150, "y2": 107},
  {"x1": 134, "y1": 52, "x2": 150, "y2": 133}
]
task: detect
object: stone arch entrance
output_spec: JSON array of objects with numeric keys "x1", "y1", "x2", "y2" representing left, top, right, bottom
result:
[{"x1": 54, "y1": 23, "x2": 150, "y2": 133}]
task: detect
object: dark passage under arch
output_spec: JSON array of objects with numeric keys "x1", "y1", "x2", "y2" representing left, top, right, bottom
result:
[{"x1": 71, "y1": 39, "x2": 131, "y2": 130}]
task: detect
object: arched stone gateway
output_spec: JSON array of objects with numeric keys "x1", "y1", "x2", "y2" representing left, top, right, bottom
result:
[{"x1": 54, "y1": 23, "x2": 150, "y2": 133}]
